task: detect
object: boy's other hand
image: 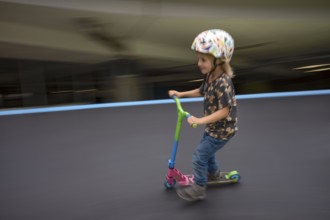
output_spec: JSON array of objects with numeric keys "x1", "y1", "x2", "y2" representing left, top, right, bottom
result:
[{"x1": 168, "y1": 90, "x2": 181, "y2": 98}]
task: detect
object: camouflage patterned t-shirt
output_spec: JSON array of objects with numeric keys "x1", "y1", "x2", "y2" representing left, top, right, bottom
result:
[{"x1": 199, "y1": 73, "x2": 238, "y2": 140}]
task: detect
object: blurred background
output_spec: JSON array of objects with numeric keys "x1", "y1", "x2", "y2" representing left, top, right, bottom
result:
[{"x1": 0, "y1": 0, "x2": 329, "y2": 109}]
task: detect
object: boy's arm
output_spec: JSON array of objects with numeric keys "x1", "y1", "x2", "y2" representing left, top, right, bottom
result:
[
  {"x1": 168, "y1": 88, "x2": 202, "y2": 98},
  {"x1": 187, "y1": 107, "x2": 229, "y2": 126}
]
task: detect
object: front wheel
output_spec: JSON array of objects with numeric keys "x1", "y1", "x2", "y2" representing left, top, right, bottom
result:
[{"x1": 164, "y1": 179, "x2": 176, "y2": 189}]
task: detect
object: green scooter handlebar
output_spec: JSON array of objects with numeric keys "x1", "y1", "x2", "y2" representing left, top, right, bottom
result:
[{"x1": 171, "y1": 96, "x2": 197, "y2": 128}]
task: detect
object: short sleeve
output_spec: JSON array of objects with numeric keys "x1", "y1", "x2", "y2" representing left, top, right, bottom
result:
[{"x1": 216, "y1": 78, "x2": 233, "y2": 109}]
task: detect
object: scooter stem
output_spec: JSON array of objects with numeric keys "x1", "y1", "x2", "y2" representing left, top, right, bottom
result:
[{"x1": 168, "y1": 96, "x2": 191, "y2": 169}]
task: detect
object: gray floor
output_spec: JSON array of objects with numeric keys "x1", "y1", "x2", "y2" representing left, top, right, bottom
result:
[{"x1": 1, "y1": 95, "x2": 330, "y2": 220}]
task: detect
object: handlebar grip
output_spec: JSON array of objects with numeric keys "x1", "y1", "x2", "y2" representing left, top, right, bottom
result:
[{"x1": 186, "y1": 113, "x2": 198, "y2": 128}]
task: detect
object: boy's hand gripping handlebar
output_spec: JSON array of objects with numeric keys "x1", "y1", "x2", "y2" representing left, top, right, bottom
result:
[{"x1": 171, "y1": 96, "x2": 197, "y2": 128}]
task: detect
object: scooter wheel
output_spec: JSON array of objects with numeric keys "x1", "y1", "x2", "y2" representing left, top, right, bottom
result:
[
  {"x1": 228, "y1": 171, "x2": 241, "y2": 183},
  {"x1": 164, "y1": 179, "x2": 176, "y2": 189}
]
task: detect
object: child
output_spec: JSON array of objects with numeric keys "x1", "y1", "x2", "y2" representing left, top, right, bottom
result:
[{"x1": 168, "y1": 29, "x2": 238, "y2": 202}]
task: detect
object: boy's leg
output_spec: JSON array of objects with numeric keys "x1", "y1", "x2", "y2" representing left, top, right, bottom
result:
[
  {"x1": 176, "y1": 134, "x2": 209, "y2": 201},
  {"x1": 176, "y1": 134, "x2": 229, "y2": 201},
  {"x1": 207, "y1": 138, "x2": 228, "y2": 181},
  {"x1": 207, "y1": 155, "x2": 219, "y2": 175},
  {"x1": 193, "y1": 134, "x2": 228, "y2": 185},
  {"x1": 207, "y1": 155, "x2": 221, "y2": 181}
]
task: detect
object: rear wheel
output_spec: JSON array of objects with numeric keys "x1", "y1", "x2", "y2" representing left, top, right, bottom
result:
[{"x1": 228, "y1": 170, "x2": 241, "y2": 183}]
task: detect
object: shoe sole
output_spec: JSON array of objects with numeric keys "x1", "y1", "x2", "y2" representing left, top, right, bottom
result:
[{"x1": 176, "y1": 188, "x2": 206, "y2": 202}]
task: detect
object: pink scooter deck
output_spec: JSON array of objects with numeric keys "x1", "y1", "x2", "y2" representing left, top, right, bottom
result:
[{"x1": 165, "y1": 169, "x2": 240, "y2": 189}]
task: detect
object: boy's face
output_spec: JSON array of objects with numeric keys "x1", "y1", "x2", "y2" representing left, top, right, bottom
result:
[{"x1": 196, "y1": 52, "x2": 213, "y2": 75}]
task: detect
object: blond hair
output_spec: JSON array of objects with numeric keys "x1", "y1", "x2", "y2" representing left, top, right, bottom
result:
[{"x1": 221, "y1": 60, "x2": 234, "y2": 78}]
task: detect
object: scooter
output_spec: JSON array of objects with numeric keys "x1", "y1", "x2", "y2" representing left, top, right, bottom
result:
[{"x1": 164, "y1": 96, "x2": 240, "y2": 189}]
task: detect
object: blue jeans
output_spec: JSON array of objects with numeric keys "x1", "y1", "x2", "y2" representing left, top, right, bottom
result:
[{"x1": 192, "y1": 132, "x2": 228, "y2": 186}]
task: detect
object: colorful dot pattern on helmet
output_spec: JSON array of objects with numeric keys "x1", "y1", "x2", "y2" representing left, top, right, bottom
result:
[{"x1": 191, "y1": 29, "x2": 234, "y2": 61}]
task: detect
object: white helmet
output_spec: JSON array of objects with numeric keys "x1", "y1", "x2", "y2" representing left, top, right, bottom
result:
[{"x1": 191, "y1": 29, "x2": 234, "y2": 61}]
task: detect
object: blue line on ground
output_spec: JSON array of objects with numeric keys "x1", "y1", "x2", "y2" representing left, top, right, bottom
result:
[{"x1": 1, "y1": 89, "x2": 329, "y2": 116}]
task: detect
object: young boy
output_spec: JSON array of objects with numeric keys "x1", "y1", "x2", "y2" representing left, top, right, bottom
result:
[{"x1": 168, "y1": 29, "x2": 238, "y2": 201}]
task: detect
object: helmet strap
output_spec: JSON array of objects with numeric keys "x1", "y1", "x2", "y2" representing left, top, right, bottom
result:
[
  {"x1": 210, "y1": 58, "x2": 224, "y2": 74},
  {"x1": 209, "y1": 58, "x2": 217, "y2": 74}
]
